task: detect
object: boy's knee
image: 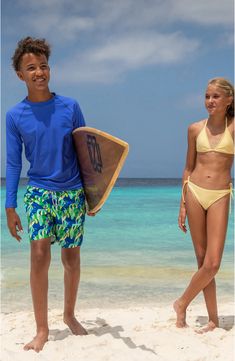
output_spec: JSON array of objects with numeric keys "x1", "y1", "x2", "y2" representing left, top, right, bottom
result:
[
  {"x1": 31, "y1": 245, "x2": 51, "y2": 269},
  {"x1": 62, "y1": 254, "x2": 80, "y2": 272}
]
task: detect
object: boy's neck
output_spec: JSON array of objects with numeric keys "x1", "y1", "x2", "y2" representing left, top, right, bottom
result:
[{"x1": 27, "y1": 89, "x2": 53, "y2": 103}]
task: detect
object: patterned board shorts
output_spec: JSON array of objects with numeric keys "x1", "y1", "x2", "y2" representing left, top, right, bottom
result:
[{"x1": 24, "y1": 186, "x2": 86, "y2": 248}]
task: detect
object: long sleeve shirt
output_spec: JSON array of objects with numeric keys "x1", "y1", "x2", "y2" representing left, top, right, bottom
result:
[{"x1": 6, "y1": 94, "x2": 85, "y2": 208}]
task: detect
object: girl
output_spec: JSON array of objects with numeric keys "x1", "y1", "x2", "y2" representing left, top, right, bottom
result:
[{"x1": 174, "y1": 78, "x2": 234, "y2": 333}]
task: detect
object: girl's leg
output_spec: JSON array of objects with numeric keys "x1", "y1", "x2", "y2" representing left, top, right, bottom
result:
[
  {"x1": 187, "y1": 189, "x2": 218, "y2": 326},
  {"x1": 24, "y1": 238, "x2": 51, "y2": 352},
  {"x1": 175, "y1": 193, "x2": 229, "y2": 328},
  {"x1": 199, "y1": 195, "x2": 229, "y2": 331},
  {"x1": 61, "y1": 247, "x2": 87, "y2": 335},
  {"x1": 174, "y1": 188, "x2": 207, "y2": 327}
]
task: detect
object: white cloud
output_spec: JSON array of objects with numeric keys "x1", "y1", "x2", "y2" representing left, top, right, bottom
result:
[
  {"x1": 6, "y1": 0, "x2": 233, "y2": 43},
  {"x1": 14, "y1": 0, "x2": 234, "y2": 28},
  {"x1": 92, "y1": 32, "x2": 199, "y2": 66},
  {"x1": 2, "y1": 0, "x2": 232, "y2": 84},
  {"x1": 52, "y1": 31, "x2": 200, "y2": 84},
  {"x1": 26, "y1": 15, "x2": 94, "y2": 40},
  {"x1": 170, "y1": 0, "x2": 233, "y2": 26}
]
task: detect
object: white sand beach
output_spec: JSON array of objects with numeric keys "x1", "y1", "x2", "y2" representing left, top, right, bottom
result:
[{"x1": 1, "y1": 302, "x2": 234, "y2": 361}]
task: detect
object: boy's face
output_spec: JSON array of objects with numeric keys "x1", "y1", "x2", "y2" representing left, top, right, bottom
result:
[{"x1": 17, "y1": 53, "x2": 50, "y2": 93}]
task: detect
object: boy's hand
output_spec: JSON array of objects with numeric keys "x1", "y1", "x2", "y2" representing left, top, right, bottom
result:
[
  {"x1": 87, "y1": 209, "x2": 101, "y2": 217},
  {"x1": 178, "y1": 206, "x2": 187, "y2": 233},
  {"x1": 6, "y1": 208, "x2": 23, "y2": 242},
  {"x1": 87, "y1": 212, "x2": 96, "y2": 216}
]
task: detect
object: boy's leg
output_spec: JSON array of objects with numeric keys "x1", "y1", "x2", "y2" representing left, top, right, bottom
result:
[
  {"x1": 54, "y1": 188, "x2": 86, "y2": 334},
  {"x1": 24, "y1": 238, "x2": 51, "y2": 352},
  {"x1": 61, "y1": 247, "x2": 87, "y2": 335}
]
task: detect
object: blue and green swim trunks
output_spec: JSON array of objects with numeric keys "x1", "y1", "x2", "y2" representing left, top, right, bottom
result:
[{"x1": 24, "y1": 186, "x2": 86, "y2": 248}]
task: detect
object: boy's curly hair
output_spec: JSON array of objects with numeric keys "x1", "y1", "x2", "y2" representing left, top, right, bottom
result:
[{"x1": 12, "y1": 37, "x2": 51, "y2": 71}]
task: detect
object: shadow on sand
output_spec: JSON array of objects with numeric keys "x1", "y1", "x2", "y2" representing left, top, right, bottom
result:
[
  {"x1": 50, "y1": 317, "x2": 157, "y2": 356},
  {"x1": 196, "y1": 315, "x2": 234, "y2": 331}
]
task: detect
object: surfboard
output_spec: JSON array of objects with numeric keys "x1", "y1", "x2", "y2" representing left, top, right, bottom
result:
[{"x1": 72, "y1": 127, "x2": 129, "y2": 213}]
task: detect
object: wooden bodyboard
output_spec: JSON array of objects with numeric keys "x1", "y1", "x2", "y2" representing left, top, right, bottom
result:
[{"x1": 72, "y1": 127, "x2": 129, "y2": 213}]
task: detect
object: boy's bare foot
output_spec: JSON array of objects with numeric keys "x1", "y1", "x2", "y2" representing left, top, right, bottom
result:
[
  {"x1": 173, "y1": 300, "x2": 187, "y2": 328},
  {"x1": 23, "y1": 330, "x2": 49, "y2": 353},
  {"x1": 64, "y1": 315, "x2": 87, "y2": 335},
  {"x1": 195, "y1": 321, "x2": 217, "y2": 334}
]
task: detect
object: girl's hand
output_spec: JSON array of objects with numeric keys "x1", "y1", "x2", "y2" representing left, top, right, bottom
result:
[{"x1": 178, "y1": 206, "x2": 187, "y2": 233}]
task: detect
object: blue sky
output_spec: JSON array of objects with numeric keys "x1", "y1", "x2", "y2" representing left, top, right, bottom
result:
[{"x1": 1, "y1": 0, "x2": 234, "y2": 178}]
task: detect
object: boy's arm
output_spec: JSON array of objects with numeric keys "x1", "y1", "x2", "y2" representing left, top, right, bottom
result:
[
  {"x1": 72, "y1": 101, "x2": 86, "y2": 129},
  {"x1": 5, "y1": 112, "x2": 23, "y2": 241},
  {"x1": 72, "y1": 101, "x2": 97, "y2": 216}
]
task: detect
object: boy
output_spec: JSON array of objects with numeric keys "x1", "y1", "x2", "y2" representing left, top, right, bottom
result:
[{"x1": 5, "y1": 37, "x2": 92, "y2": 352}]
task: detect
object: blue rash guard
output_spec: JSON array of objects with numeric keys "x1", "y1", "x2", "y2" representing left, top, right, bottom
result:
[{"x1": 5, "y1": 94, "x2": 85, "y2": 208}]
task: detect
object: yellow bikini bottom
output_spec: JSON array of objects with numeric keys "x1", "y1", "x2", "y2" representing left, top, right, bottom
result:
[{"x1": 182, "y1": 177, "x2": 233, "y2": 211}]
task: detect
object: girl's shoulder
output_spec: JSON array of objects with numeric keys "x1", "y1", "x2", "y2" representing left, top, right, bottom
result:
[{"x1": 188, "y1": 119, "x2": 206, "y2": 136}]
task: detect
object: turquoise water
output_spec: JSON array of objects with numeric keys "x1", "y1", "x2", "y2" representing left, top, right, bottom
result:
[{"x1": 1, "y1": 179, "x2": 234, "y2": 312}]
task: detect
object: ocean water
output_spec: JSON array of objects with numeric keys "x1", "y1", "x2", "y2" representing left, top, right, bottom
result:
[{"x1": 1, "y1": 179, "x2": 234, "y2": 312}]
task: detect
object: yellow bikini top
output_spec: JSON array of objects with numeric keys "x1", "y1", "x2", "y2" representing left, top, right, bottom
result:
[{"x1": 196, "y1": 118, "x2": 234, "y2": 154}]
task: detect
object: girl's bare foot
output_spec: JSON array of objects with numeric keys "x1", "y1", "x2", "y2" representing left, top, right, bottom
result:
[
  {"x1": 173, "y1": 300, "x2": 187, "y2": 327},
  {"x1": 64, "y1": 315, "x2": 87, "y2": 335},
  {"x1": 23, "y1": 330, "x2": 49, "y2": 353},
  {"x1": 195, "y1": 321, "x2": 217, "y2": 334}
]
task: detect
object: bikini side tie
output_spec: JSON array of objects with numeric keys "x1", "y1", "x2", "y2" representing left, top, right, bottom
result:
[{"x1": 182, "y1": 176, "x2": 190, "y2": 204}]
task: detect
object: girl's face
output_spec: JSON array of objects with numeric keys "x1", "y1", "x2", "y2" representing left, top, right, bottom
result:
[{"x1": 205, "y1": 84, "x2": 233, "y2": 117}]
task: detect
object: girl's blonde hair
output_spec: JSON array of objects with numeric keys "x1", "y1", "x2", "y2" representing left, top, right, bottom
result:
[{"x1": 208, "y1": 77, "x2": 234, "y2": 117}]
